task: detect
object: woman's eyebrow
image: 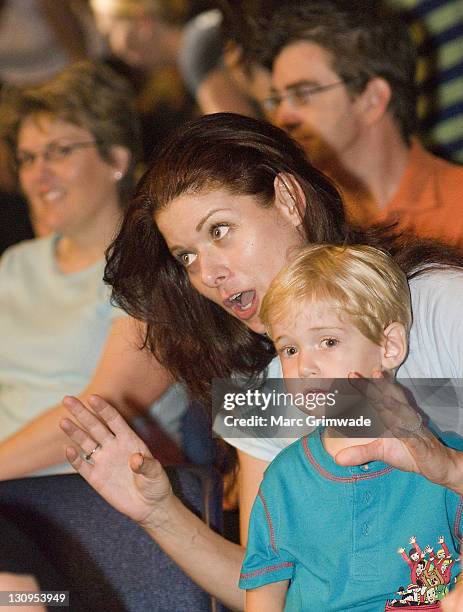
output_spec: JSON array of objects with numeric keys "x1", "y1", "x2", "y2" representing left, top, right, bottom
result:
[{"x1": 195, "y1": 208, "x2": 232, "y2": 232}]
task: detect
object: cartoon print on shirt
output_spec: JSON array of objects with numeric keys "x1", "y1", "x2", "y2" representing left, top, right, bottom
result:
[{"x1": 386, "y1": 535, "x2": 458, "y2": 609}]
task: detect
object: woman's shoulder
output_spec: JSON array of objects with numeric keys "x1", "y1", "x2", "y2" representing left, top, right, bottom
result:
[
  {"x1": 408, "y1": 266, "x2": 463, "y2": 309},
  {"x1": 400, "y1": 266, "x2": 463, "y2": 378},
  {"x1": 409, "y1": 265, "x2": 463, "y2": 289},
  {"x1": 0, "y1": 235, "x2": 54, "y2": 272}
]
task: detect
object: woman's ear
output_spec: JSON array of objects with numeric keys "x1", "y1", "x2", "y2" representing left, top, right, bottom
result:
[
  {"x1": 109, "y1": 145, "x2": 131, "y2": 182},
  {"x1": 273, "y1": 173, "x2": 306, "y2": 227},
  {"x1": 381, "y1": 322, "x2": 408, "y2": 371}
]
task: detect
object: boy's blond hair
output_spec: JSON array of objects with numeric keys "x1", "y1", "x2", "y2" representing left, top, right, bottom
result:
[{"x1": 260, "y1": 244, "x2": 412, "y2": 345}]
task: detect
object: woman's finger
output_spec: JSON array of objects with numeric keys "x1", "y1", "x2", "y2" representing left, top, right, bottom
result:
[
  {"x1": 59, "y1": 417, "x2": 101, "y2": 459},
  {"x1": 86, "y1": 395, "x2": 134, "y2": 437},
  {"x1": 62, "y1": 395, "x2": 115, "y2": 445},
  {"x1": 64, "y1": 445, "x2": 93, "y2": 479}
]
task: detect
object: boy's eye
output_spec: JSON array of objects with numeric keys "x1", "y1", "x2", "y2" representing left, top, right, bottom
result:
[
  {"x1": 279, "y1": 346, "x2": 298, "y2": 358},
  {"x1": 179, "y1": 252, "x2": 197, "y2": 267},
  {"x1": 320, "y1": 337, "x2": 339, "y2": 348},
  {"x1": 210, "y1": 224, "x2": 229, "y2": 240}
]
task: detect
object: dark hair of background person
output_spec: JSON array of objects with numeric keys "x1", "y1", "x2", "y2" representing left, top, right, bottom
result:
[
  {"x1": 105, "y1": 112, "x2": 463, "y2": 406},
  {"x1": 0, "y1": 60, "x2": 142, "y2": 206},
  {"x1": 250, "y1": 0, "x2": 418, "y2": 142},
  {"x1": 90, "y1": 0, "x2": 203, "y2": 24}
]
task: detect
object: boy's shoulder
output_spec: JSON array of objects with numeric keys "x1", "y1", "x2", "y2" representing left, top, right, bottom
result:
[{"x1": 262, "y1": 433, "x2": 315, "y2": 483}]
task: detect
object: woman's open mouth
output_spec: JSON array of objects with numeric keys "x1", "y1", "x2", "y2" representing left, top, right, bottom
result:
[{"x1": 223, "y1": 290, "x2": 259, "y2": 320}]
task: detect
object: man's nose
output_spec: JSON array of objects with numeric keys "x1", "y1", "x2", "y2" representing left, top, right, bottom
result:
[{"x1": 272, "y1": 99, "x2": 302, "y2": 133}]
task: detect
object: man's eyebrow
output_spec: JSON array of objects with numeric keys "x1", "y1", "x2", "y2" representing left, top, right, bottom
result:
[{"x1": 270, "y1": 80, "x2": 319, "y2": 94}]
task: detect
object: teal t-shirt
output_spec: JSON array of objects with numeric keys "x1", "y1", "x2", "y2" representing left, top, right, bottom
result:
[{"x1": 240, "y1": 428, "x2": 463, "y2": 611}]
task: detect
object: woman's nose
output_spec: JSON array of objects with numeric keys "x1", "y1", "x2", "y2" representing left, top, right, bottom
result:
[{"x1": 200, "y1": 255, "x2": 229, "y2": 288}]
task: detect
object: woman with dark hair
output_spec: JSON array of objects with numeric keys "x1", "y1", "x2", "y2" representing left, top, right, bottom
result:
[{"x1": 62, "y1": 113, "x2": 463, "y2": 611}]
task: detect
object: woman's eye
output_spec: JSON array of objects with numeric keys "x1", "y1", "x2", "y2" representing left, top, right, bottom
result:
[
  {"x1": 179, "y1": 252, "x2": 197, "y2": 267},
  {"x1": 320, "y1": 337, "x2": 338, "y2": 349},
  {"x1": 210, "y1": 224, "x2": 229, "y2": 240}
]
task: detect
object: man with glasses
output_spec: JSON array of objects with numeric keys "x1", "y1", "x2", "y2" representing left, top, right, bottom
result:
[{"x1": 256, "y1": 0, "x2": 463, "y2": 247}]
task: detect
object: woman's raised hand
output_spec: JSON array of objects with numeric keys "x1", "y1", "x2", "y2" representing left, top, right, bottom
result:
[
  {"x1": 335, "y1": 371, "x2": 463, "y2": 494},
  {"x1": 60, "y1": 395, "x2": 173, "y2": 528}
]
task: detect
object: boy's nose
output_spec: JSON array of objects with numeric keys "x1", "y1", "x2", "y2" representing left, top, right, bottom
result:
[{"x1": 298, "y1": 354, "x2": 321, "y2": 378}]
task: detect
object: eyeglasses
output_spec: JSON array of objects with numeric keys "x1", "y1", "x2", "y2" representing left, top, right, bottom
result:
[
  {"x1": 262, "y1": 80, "x2": 350, "y2": 114},
  {"x1": 15, "y1": 141, "x2": 99, "y2": 169}
]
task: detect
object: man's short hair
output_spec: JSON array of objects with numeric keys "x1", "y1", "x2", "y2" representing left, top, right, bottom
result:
[
  {"x1": 260, "y1": 244, "x2": 412, "y2": 345},
  {"x1": 255, "y1": 0, "x2": 418, "y2": 141}
]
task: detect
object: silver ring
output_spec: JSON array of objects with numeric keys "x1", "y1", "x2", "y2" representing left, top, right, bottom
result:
[{"x1": 84, "y1": 443, "x2": 101, "y2": 462}]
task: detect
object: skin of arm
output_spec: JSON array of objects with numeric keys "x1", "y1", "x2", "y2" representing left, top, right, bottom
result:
[
  {"x1": 0, "y1": 317, "x2": 172, "y2": 480},
  {"x1": 143, "y1": 449, "x2": 269, "y2": 610},
  {"x1": 246, "y1": 581, "x2": 289, "y2": 612},
  {"x1": 0, "y1": 574, "x2": 45, "y2": 612},
  {"x1": 441, "y1": 577, "x2": 463, "y2": 611},
  {"x1": 238, "y1": 449, "x2": 268, "y2": 547}
]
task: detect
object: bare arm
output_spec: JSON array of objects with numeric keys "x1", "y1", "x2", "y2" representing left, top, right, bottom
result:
[
  {"x1": 61, "y1": 395, "x2": 270, "y2": 611},
  {"x1": 0, "y1": 317, "x2": 172, "y2": 480},
  {"x1": 246, "y1": 581, "x2": 288, "y2": 612},
  {"x1": 238, "y1": 449, "x2": 268, "y2": 547}
]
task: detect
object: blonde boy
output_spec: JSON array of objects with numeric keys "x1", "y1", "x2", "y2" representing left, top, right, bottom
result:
[{"x1": 239, "y1": 245, "x2": 460, "y2": 611}]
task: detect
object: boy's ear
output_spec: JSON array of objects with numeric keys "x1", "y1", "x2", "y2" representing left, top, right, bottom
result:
[
  {"x1": 381, "y1": 322, "x2": 408, "y2": 371},
  {"x1": 273, "y1": 173, "x2": 305, "y2": 227}
]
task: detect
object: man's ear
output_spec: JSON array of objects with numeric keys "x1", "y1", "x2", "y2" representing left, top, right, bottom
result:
[
  {"x1": 381, "y1": 322, "x2": 407, "y2": 371},
  {"x1": 273, "y1": 173, "x2": 306, "y2": 227},
  {"x1": 357, "y1": 77, "x2": 392, "y2": 126}
]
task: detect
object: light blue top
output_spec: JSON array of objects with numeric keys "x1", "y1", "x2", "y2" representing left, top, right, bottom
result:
[
  {"x1": 240, "y1": 428, "x2": 463, "y2": 611},
  {"x1": 0, "y1": 236, "x2": 187, "y2": 472}
]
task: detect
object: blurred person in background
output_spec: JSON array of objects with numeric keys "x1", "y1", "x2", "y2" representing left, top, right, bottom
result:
[
  {"x1": 0, "y1": 0, "x2": 104, "y2": 250},
  {"x1": 90, "y1": 0, "x2": 271, "y2": 123},
  {"x1": 253, "y1": 0, "x2": 463, "y2": 247},
  {"x1": 89, "y1": 0, "x2": 200, "y2": 159},
  {"x1": 0, "y1": 61, "x2": 186, "y2": 480}
]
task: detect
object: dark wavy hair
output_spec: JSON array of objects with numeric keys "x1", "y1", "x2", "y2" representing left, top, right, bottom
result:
[{"x1": 105, "y1": 112, "x2": 463, "y2": 405}]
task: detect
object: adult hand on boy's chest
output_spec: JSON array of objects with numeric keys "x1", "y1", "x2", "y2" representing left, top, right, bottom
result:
[{"x1": 335, "y1": 371, "x2": 463, "y2": 494}]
